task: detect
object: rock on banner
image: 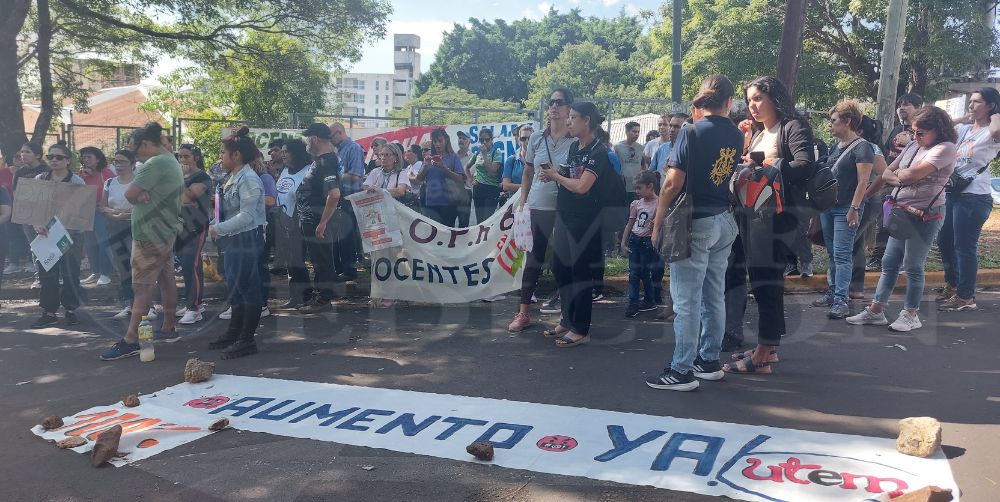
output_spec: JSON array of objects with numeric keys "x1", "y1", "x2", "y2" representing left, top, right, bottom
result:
[{"x1": 352, "y1": 190, "x2": 525, "y2": 303}]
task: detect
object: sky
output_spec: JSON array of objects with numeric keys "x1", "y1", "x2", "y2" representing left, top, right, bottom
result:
[
  {"x1": 348, "y1": 0, "x2": 663, "y2": 75},
  {"x1": 146, "y1": 0, "x2": 663, "y2": 83}
]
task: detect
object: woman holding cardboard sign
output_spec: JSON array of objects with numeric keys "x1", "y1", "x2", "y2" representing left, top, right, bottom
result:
[{"x1": 29, "y1": 143, "x2": 86, "y2": 329}]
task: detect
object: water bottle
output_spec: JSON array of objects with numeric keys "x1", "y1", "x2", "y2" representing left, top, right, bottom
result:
[{"x1": 138, "y1": 316, "x2": 155, "y2": 362}]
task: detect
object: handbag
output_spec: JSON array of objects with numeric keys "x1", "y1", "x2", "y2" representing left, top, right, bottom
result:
[
  {"x1": 657, "y1": 126, "x2": 697, "y2": 263},
  {"x1": 807, "y1": 216, "x2": 824, "y2": 246},
  {"x1": 946, "y1": 126, "x2": 995, "y2": 194},
  {"x1": 807, "y1": 137, "x2": 864, "y2": 211},
  {"x1": 885, "y1": 144, "x2": 946, "y2": 241}
]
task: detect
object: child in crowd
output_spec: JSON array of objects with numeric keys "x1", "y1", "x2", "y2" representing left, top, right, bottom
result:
[{"x1": 621, "y1": 171, "x2": 661, "y2": 317}]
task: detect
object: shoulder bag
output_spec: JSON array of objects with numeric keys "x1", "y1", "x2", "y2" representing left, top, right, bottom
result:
[
  {"x1": 657, "y1": 125, "x2": 697, "y2": 263},
  {"x1": 947, "y1": 126, "x2": 996, "y2": 194},
  {"x1": 884, "y1": 143, "x2": 946, "y2": 240}
]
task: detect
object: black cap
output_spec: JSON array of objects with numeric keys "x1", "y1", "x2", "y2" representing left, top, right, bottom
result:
[
  {"x1": 456, "y1": 131, "x2": 469, "y2": 139},
  {"x1": 302, "y1": 123, "x2": 333, "y2": 140}
]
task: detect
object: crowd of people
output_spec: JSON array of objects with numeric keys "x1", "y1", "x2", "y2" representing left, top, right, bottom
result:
[{"x1": 0, "y1": 76, "x2": 997, "y2": 386}]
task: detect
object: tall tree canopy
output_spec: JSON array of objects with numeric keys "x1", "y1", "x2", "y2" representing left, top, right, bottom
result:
[{"x1": 1, "y1": 0, "x2": 391, "y2": 162}]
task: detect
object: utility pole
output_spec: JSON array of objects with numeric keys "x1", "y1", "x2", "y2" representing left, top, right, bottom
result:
[
  {"x1": 875, "y1": 0, "x2": 909, "y2": 145},
  {"x1": 671, "y1": 0, "x2": 682, "y2": 103},
  {"x1": 776, "y1": 0, "x2": 807, "y2": 99}
]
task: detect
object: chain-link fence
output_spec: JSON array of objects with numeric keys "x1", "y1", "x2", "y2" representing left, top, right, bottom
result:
[
  {"x1": 66, "y1": 124, "x2": 132, "y2": 153},
  {"x1": 411, "y1": 106, "x2": 538, "y2": 126}
]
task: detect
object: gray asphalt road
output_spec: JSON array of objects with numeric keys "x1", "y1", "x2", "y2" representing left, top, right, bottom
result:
[{"x1": 1, "y1": 287, "x2": 998, "y2": 501}]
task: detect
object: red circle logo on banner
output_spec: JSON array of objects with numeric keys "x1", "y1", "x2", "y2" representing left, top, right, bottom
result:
[{"x1": 536, "y1": 435, "x2": 578, "y2": 452}]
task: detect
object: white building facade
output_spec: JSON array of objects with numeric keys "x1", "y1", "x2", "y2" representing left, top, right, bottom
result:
[{"x1": 331, "y1": 34, "x2": 421, "y2": 122}]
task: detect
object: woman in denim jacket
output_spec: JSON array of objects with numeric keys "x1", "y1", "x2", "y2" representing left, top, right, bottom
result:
[{"x1": 208, "y1": 127, "x2": 266, "y2": 359}]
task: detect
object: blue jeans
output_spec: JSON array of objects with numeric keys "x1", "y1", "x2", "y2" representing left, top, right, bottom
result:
[
  {"x1": 668, "y1": 212, "x2": 738, "y2": 374},
  {"x1": 84, "y1": 211, "x2": 113, "y2": 276},
  {"x1": 627, "y1": 234, "x2": 660, "y2": 305},
  {"x1": 874, "y1": 206, "x2": 945, "y2": 310},
  {"x1": 221, "y1": 227, "x2": 265, "y2": 306},
  {"x1": 938, "y1": 193, "x2": 992, "y2": 299},
  {"x1": 821, "y1": 204, "x2": 862, "y2": 302}
]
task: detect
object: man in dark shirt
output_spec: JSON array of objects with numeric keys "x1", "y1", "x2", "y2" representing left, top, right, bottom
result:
[{"x1": 296, "y1": 123, "x2": 341, "y2": 313}]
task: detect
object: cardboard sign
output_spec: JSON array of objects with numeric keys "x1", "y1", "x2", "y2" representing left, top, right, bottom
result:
[
  {"x1": 11, "y1": 178, "x2": 96, "y2": 231},
  {"x1": 33, "y1": 375, "x2": 960, "y2": 501}
]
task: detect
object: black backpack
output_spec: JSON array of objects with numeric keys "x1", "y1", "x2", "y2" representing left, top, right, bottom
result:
[{"x1": 804, "y1": 165, "x2": 838, "y2": 211}]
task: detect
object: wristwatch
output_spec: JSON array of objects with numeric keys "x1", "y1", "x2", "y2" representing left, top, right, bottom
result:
[{"x1": 849, "y1": 206, "x2": 860, "y2": 211}]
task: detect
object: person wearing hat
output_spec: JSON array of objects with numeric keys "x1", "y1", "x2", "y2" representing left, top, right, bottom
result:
[{"x1": 295, "y1": 123, "x2": 341, "y2": 314}]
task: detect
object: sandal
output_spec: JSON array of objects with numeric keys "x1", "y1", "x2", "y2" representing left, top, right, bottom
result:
[
  {"x1": 554, "y1": 334, "x2": 590, "y2": 348},
  {"x1": 542, "y1": 325, "x2": 568, "y2": 339},
  {"x1": 730, "y1": 349, "x2": 779, "y2": 364},
  {"x1": 724, "y1": 355, "x2": 773, "y2": 374}
]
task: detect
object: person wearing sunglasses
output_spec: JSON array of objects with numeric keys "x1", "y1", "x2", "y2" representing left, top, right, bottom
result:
[
  {"x1": 29, "y1": 143, "x2": 86, "y2": 329},
  {"x1": 501, "y1": 124, "x2": 533, "y2": 200},
  {"x1": 466, "y1": 128, "x2": 504, "y2": 223}
]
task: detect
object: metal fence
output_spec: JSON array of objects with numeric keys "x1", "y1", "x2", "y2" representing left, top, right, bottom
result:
[
  {"x1": 411, "y1": 106, "x2": 538, "y2": 126},
  {"x1": 66, "y1": 124, "x2": 133, "y2": 153}
]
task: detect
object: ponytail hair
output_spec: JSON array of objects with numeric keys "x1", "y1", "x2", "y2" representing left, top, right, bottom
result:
[
  {"x1": 222, "y1": 126, "x2": 258, "y2": 165},
  {"x1": 692, "y1": 74, "x2": 735, "y2": 111},
  {"x1": 130, "y1": 121, "x2": 166, "y2": 148}
]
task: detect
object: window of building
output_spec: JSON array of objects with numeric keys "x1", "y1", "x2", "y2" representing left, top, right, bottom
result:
[
  {"x1": 385, "y1": 95, "x2": 389, "y2": 104},
  {"x1": 375, "y1": 80, "x2": 380, "y2": 91},
  {"x1": 375, "y1": 95, "x2": 380, "y2": 104}
]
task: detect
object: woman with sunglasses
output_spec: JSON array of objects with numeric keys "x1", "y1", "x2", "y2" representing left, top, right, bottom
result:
[
  {"x1": 29, "y1": 143, "x2": 86, "y2": 328},
  {"x1": 847, "y1": 106, "x2": 957, "y2": 332},
  {"x1": 102, "y1": 150, "x2": 139, "y2": 320},
  {"x1": 500, "y1": 124, "x2": 533, "y2": 203},
  {"x1": 78, "y1": 147, "x2": 115, "y2": 287},
  {"x1": 364, "y1": 142, "x2": 412, "y2": 201},
  {"x1": 466, "y1": 128, "x2": 504, "y2": 222},
  {"x1": 174, "y1": 144, "x2": 212, "y2": 324}
]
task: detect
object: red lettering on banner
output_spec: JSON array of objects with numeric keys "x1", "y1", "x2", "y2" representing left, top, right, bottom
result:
[
  {"x1": 742, "y1": 457, "x2": 783, "y2": 482},
  {"x1": 741, "y1": 456, "x2": 909, "y2": 497}
]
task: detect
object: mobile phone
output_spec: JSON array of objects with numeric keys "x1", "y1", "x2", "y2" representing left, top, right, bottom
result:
[
  {"x1": 749, "y1": 151, "x2": 765, "y2": 165},
  {"x1": 431, "y1": 155, "x2": 442, "y2": 163},
  {"x1": 558, "y1": 163, "x2": 571, "y2": 177}
]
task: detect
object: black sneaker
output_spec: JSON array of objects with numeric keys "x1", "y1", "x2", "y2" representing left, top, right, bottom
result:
[
  {"x1": 625, "y1": 304, "x2": 639, "y2": 318},
  {"x1": 31, "y1": 312, "x2": 59, "y2": 329},
  {"x1": 720, "y1": 335, "x2": 744, "y2": 353},
  {"x1": 539, "y1": 296, "x2": 561, "y2": 314},
  {"x1": 298, "y1": 298, "x2": 332, "y2": 314},
  {"x1": 692, "y1": 357, "x2": 724, "y2": 381},
  {"x1": 645, "y1": 369, "x2": 699, "y2": 391},
  {"x1": 64, "y1": 310, "x2": 79, "y2": 326},
  {"x1": 221, "y1": 339, "x2": 258, "y2": 359},
  {"x1": 638, "y1": 300, "x2": 657, "y2": 312}
]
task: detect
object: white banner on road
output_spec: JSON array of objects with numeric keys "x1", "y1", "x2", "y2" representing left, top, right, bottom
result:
[
  {"x1": 364, "y1": 192, "x2": 526, "y2": 303},
  {"x1": 32, "y1": 375, "x2": 959, "y2": 501}
]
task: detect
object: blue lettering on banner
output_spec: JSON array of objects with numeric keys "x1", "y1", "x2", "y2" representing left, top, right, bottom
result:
[
  {"x1": 375, "y1": 413, "x2": 443, "y2": 437},
  {"x1": 463, "y1": 263, "x2": 480, "y2": 286},
  {"x1": 393, "y1": 259, "x2": 409, "y2": 281},
  {"x1": 651, "y1": 433, "x2": 725, "y2": 476},
  {"x1": 209, "y1": 397, "x2": 275, "y2": 416},
  {"x1": 443, "y1": 266, "x2": 460, "y2": 284},
  {"x1": 412, "y1": 259, "x2": 425, "y2": 281},
  {"x1": 289, "y1": 405, "x2": 361, "y2": 426},
  {"x1": 251, "y1": 400, "x2": 317, "y2": 421},
  {"x1": 426, "y1": 263, "x2": 443, "y2": 283},
  {"x1": 481, "y1": 258, "x2": 493, "y2": 285},
  {"x1": 374, "y1": 258, "x2": 392, "y2": 281},
  {"x1": 473, "y1": 422, "x2": 533, "y2": 449},
  {"x1": 594, "y1": 425, "x2": 668, "y2": 462},
  {"x1": 335, "y1": 409, "x2": 396, "y2": 431},
  {"x1": 434, "y1": 417, "x2": 489, "y2": 440}
]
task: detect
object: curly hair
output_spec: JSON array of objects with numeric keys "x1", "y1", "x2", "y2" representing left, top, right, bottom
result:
[
  {"x1": 911, "y1": 106, "x2": 958, "y2": 145},
  {"x1": 744, "y1": 76, "x2": 808, "y2": 131}
]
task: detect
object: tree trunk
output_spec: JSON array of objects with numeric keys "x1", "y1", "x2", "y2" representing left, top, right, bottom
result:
[
  {"x1": 907, "y1": 0, "x2": 930, "y2": 97},
  {"x1": 32, "y1": 0, "x2": 55, "y2": 143},
  {"x1": 0, "y1": 0, "x2": 31, "y2": 163},
  {"x1": 776, "y1": 0, "x2": 807, "y2": 99}
]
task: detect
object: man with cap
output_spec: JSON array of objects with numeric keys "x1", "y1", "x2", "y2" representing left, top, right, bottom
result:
[
  {"x1": 295, "y1": 123, "x2": 341, "y2": 313},
  {"x1": 330, "y1": 123, "x2": 364, "y2": 282}
]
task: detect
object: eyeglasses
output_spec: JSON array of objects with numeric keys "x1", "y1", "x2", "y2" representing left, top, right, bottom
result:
[
  {"x1": 913, "y1": 130, "x2": 929, "y2": 139},
  {"x1": 518, "y1": 136, "x2": 530, "y2": 142},
  {"x1": 480, "y1": 138, "x2": 492, "y2": 144},
  {"x1": 45, "y1": 154, "x2": 68, "y2": 161},
  {"x1": 548, "y1": 99, "x2": 566, "y2": 107}
]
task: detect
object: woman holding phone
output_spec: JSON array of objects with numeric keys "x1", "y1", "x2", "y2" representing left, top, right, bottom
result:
[{"x1": 413, "y1": 128, "x2": 465, "y2": 226}]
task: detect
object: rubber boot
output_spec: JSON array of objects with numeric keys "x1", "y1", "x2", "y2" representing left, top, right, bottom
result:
[
  {"x1": 209, "y1": 304, "x2": 244, "y2": 349},
  {"x1": 222, "y1": 304, "x2": 261, "y2": 359}
]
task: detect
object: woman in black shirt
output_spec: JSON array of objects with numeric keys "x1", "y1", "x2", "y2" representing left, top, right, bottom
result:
[
  {"x1": 175, "y1": 144, "x2": 212, "y2": 324},
  {"x1": 538, "y1": 102, "x2": 614, "y2": 347}
]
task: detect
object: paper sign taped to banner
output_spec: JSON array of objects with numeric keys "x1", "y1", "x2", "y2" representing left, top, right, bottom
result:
[
  {"x1": 347, "y1": 190, "x2": 404, "y2": 252},
  {"x1": 366, "y1": 192, "x2": 526, "y2": 303},
  {"x1": 12, "y1": 178, "x2": 96, "y2": 231},
  {"x1": 31, "y1": 375, "x2": 960, "y2": 501}
]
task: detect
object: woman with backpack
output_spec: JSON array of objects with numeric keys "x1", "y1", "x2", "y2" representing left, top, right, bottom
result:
[
  {"x1": 536, "y1": 102, "x2": 616, "y2": 348},
  {"x1": 725, "y1": 76, "x2": 815, "y2": 374}
]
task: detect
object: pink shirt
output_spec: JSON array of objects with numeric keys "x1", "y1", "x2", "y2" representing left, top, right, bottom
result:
[
  {"x1": 629, "y1": 197, "x2": 658, "y2": 237},
  {"x1": 894, "y1": 142, "x2": 956, "y2": 209},
  {"x1": 80, "y1": 167, "x2": 116, "y2": 203}
]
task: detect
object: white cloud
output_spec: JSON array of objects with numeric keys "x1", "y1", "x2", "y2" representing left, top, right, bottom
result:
[
  {"x1": 602, "y1": 0, "x2": 622, "y2": 6},
  {"x1": 623, "y1": 2, "x2": 642, "y2": 16},
  {"x1": 538, "y1": 2, "x2": 552, "y2": 14},
  {"x1": 347, "y1": 20, "x2": 455, "y2": 74}
]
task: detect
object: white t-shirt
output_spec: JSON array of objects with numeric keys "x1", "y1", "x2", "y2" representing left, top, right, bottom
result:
[
  {"x1": 954, "y1": 123, "x2": 1000, "y2": 195},
  {"x1": 524, "y1": 129, "x2": 574, "y2": 211},
  {"x1": 643, "y1": 138, "x2": 663, "y2": 160},
  {"x1": 364, "y1": 167, "x2": 411, "y2": 191},
  {"x1": 406, "y1": 161, "x2": 423, "y2": 193},
  {"x1": 276, "y1": 164, "x2": 313, "y2": 217},
  {"x1": 104, "y1": 177, "x2": 132, "y2": 211}
]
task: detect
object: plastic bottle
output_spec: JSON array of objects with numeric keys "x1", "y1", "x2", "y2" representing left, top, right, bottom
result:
[{"x1": 138, "y1": 316, "x2": 155, "y2": 362}]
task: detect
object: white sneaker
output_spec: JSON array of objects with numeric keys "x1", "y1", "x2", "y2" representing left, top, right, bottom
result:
[
  {"x1": 96, "y1": 275, "x2": 112, "y2": 286},
  {"x1": 80, "y1": 273, "x2": 99, "y2": 285},
  {"x1": 888, "y1": 310, "x2": 922, "y2": 332},
  {"x1": 846, "y1": 307, "x2": 889, "y2": 326},
  {"x1": 23, "y1": 263, "x2": 36, "y2": 273},
  {"x1": 112, "y1": 306, "x2": 132, "y2": 320},
  {"x1": 154, "y1": 304, "x2": 164, "y2": 314},
  {"x1": 481, "y1": 294, "x2": 506, "y2": 303},
  {"x1": 146, "y1": 307, "x2": 158, "y2": 320},
  {"x1": 175, "y1": 306, "x2": 188, "y2": 317},
  {"x1": 260, "y1": 306, "x2": 271, "y2": 317},
  {"x1": 30, "y1": 279, "x2": 41, "y2": 289},
  {"x1": 219, "y1": 306, "x2": 232, "y2": 319},
  {"x1": 3, "y1": 263, "x2": 19, "y2": 274},
  {"x1": 179, "y1": 310, "x2": 203, "y2": 324}
]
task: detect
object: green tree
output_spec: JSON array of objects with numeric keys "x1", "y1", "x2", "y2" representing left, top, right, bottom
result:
[
  {"x1": 1, "y1": 0, "x2": 390, "y2": 163},
  {"x1": 389, "y1": 85, "x2": 528, "y2": 125},
  {"x1": 526, "y1": 42, "x2": 649, "y2": 109},
  {"x1": 415, "y1": 8, "x2": 644, "y2": 104}
]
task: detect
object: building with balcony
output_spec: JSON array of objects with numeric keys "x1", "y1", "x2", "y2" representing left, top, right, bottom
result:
[{"x1": 330, "y1": 34, "x2": 421, "y2": 124}]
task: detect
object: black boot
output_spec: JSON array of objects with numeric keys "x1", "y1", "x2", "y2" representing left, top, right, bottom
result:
[
  {"x1": 209, "y1": 304, "x2": 244, "y2": 349},
  {"x1": 222, "y1": 304, "x2": 261, "y2": 359}
]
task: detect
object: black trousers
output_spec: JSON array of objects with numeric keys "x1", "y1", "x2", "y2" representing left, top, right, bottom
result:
[
  {"x1": 851, "y1": 195, "x2": 880, "y2": 294},
  {"x1": 39, "y1": 238, "x2": 83, "y2": 313},
  {"x1": 472, "y1": 184, "x2": 501, "y2": 223},
  {"x1": 300, "y1": 221, "x2": 336, "y2": 302},
  {"x1": 519, "y1": 209, "x2": 557, "y2": 305},
  {"x1": 278, "y1": 212, "x2": 310, "y2": 304},
  {"x1": 552, "y1": 216, "x2": 603, "y2": 336},
  {"x1": 737, "y1": 210, "x2": 793, "y2": 347},
  {"x1": 724, "y1": 234, "x2": 748, "y2": 342},
  {"x1": 424, "y1": 205, "x2": 459, "y2": 227},
  {"x1": 456, "y1": 189, "x2": 472, "y2": 227},
  {"x1": 333, "y1": 205, "x2": 359, "y2": 279}
]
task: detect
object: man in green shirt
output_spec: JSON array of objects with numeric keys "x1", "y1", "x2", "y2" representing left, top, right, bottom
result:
[{"x1": 102, "y1": 122, "x2": 184, "y2": 361}]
